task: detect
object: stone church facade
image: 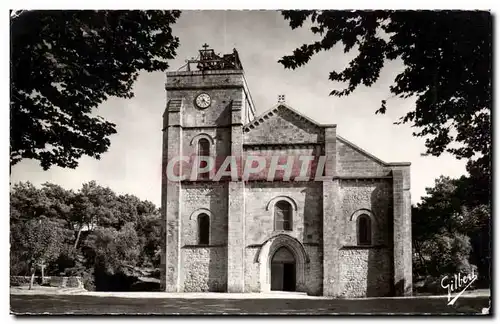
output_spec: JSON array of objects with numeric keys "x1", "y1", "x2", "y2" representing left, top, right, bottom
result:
[{"x1": 161, "y1": 47, "x2": 412, "y2": 297}]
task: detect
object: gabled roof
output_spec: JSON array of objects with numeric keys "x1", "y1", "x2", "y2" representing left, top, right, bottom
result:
[
  {"x1": 242, "y1": 103, "x2": 410, "y2": 166},
  {"x1": 243, "y1": 103, "x2": 335, "y2": 133},
  {"x1": 336, "y1": 135, "x2": 387, "y2": 165},
  {"x1": 336, "y1": 135, "x2": 411, "y2": 167}
]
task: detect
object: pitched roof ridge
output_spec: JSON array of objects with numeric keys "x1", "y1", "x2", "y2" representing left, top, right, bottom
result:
[
  {"x1": 336, "y1": 135, "x2": 388, "y2": 166},
  {"x1": 243, "y1": 105, "x2": 281, "y2": 133},
  {"x1": 243, "y1": 103, "x2": 327, "y2": 133},
  {"x1": 277, "y1": 103, "x2": 323, "y2": 128}
]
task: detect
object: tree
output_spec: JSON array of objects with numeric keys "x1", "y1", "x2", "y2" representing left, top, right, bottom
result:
[
  {"x1": 70, "y1": 181, "x2": 118, "y2": 249},
  {"x1": 136, "y1": 212, "x2": 162, "y2": 268},
  {"x1": 279, "y1": 10, "x2": 492, "y2": 176},
  {"x1": 10, "y1": 217, "x2": 71, "y2": 289},
  {"x1": 10, "y1": 181, "x2": 74, "y2": 233},
  {"x1": 39, "y1": 183, "x2": 74, "y2": 223},
  {"x1": 418, "y1": 232, "x2": 476, "y2": 277},
  {"x1": 85, "y1": 222, "x2": 140, "y2": 290},
  {"x1": 9, "y1": 180, "x2": 166, "y2": 290},
  {"x1": 10, "y1": 10, "x2": 181, "y2": 170},
  {"x1": 412, "y1": 176, "x2": 490, "y2": 283},
  {"x1": 10, "y1": 182, "x2": 50, "y2": 223},
  {"x1": 10, "y1": 182, "x2": 75, "y2": 281}
]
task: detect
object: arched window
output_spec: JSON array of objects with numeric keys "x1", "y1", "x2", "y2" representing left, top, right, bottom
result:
[
  {"x1": 197, "y1": 138, "x2": 210, "y2": 180},
  {"x1": 357, "y1": 214, "x2": 371, "y2": 245},
  {"x1": 274, "y1": 200, "x2": 293, "y2": 231},
  {"x1": 198, "y1": 213, "x2": 210, "y2": 245}
]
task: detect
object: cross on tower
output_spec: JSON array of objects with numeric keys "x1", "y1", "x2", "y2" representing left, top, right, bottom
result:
[
  {"x1": 202, "y1": 43, "x2": 210, "y2": 51},
  {"x1": 278, "y1": 94, "x2": 285, "y2": 103}
]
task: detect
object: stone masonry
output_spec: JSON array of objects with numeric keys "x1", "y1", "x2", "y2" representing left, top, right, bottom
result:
[{"x1": 161, "y1": 49, "x2": 412, "y2": 297}]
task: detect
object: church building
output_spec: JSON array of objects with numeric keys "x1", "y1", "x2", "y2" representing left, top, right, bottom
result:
[{"x1": 160, "y1": 46, "x2": 412, "y2": 297}]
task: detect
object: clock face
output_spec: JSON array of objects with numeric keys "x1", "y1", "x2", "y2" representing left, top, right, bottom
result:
[{"x1": 195, "y1": 93, "x2": 211, "y2": 109}]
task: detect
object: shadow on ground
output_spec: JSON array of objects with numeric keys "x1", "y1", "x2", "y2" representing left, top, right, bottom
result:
[{"x1": 10, "y1": 295, "x2": 490, "y2": 315}]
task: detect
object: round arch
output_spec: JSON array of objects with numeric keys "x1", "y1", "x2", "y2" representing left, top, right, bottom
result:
[
  {"x1": 350, "y1": 209, "x2": 377, "y2": 245},
  {"x1": 189, "y1": 208, "x2": 213, "y2": 220},
  {"x1": 189, "y1": 133, "x2": 215, "y2": 146},
  {"x1": 350, "y1": 208, "x2": 376, "y2": 223},
  {"x1": 266, "y1": 196, "x2": 298, "y2": 212}
]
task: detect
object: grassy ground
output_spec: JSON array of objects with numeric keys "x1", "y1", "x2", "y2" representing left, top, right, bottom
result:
[{"x1": 10, "y1": 294, "x2": 490, "y2": 315}]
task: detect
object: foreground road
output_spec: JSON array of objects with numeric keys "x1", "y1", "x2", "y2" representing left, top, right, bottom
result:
[{"x1": 11, "y1": 294, "x2": 490, "y2": 315}]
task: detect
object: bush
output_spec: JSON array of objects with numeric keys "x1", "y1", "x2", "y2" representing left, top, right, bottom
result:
[
  {"x1": 81, "y1": 271, "x2": 95, "y2": 291},
  {"x1": 10, "y1": 276, "x2": 31, "y2": 287},
  {"x1": 415, "y1": 232, "x2": 477, "y2": 278},
  {"x1": 66, "y1": 277, "x2": 82, "y2": 288}
]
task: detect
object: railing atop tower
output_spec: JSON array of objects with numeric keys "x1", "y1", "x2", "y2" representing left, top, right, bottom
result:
[{"x1": 179, "y1": 44, "x2": 243, "y2": 72}]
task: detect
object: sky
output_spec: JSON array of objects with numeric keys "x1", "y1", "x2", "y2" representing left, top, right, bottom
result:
[{"x1": 10, "y1": 10, "x2": 469, "y2": 206}]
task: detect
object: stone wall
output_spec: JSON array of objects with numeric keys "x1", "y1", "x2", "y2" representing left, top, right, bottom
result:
[
  {"x1": 243, "y1": 146, "x2": 321, "y2": 180},
  {"x1": 182, "y1": 128, "x2": 231, "y2": 157},
  {"x1": 177, "y1": 89, "x2": 240, "y2": 127},
  {"x1": 162, "y1": 68, "x2": 252, "y2": 291},
  {"x1": 392, "y1": 167, "x2": 413, "y2": 296},
  {"x1": 244, "y1": 182, "x2": 322, "y2": 245},
  {"x1": 166, "y1": 70, "x2": 247, "y2": 90},
  {"x1": 339, "y1": 179, "x2": 392, "y2": 247},
  {"x1": 244, "y1": 247, "x2": 261, "y2": 292},
  {"x1": 10, "y1": 276, "x2": 84, "y2": 289},
  {"x1": 243, "y1": 182, "x2": 323, "y2": 295},
  {"x1": 335, "y1": 179, "x2": 393, "y2": 297},
  {"x1": 179, "y1": 182, "x2": 228, "y2": 292},
  {"x1": 181, "y1": 247, "x2": 227, "y2": 292},
  {"x1": 336, "y1": 138, "x2": 391, "y2": 176},
  {"x1": 166, "y1": 70, "x2": 253, "y2": 128},
  {"x1": 304, "y1": 245, "x2": 323, "y2": 295},
  {"x1": 180, "y1": 182, "x2": 228, "y2": 246},
  {"x1": 244, "y1": 106, "x2": 323, "y2": 144},
  {"x1": 338, "y1": 248, "x2": 392, "y2": 297}
]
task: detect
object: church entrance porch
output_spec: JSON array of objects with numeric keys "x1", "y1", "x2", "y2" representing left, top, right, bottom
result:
[{"x1": 270, "y1": 247, "x2": 296, "y2": 292}]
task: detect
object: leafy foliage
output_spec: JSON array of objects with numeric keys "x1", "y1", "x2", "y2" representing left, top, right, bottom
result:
[
  {"x1": 10, "y1": 181, "x2": 161, "y2": 290},
  {"x1": 412, "y1": 176, "x2": 490, "y2": 284},
  {"x1": 10, "y1": 10, "x2": 181, "y2": 170},
  {"x1": 280, "y1": 10, "x2": 492, "y2": 176},
  {"x1": 137, "y1": 214, "x2": 162, "y2": 268},
  {"x1": 281, "y1": 12, "x2": 492, "y2": 284},
  {"x1": 71, "y1": 181, "x2": 118, "y2": 234},
  {"x1": 85, "y1": 222, "x2": 140, "y2": 275},
  {"x1": 417, "y1": 233, "x2": 476, "y2": 276},
  {"x1": 10, "y1": 216, "x2": 72, "y2": 286}
]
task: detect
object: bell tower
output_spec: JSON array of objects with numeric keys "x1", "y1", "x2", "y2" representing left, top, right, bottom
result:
[{"x1": 161, "y1": 45, "x2": 255, "y2": 292}]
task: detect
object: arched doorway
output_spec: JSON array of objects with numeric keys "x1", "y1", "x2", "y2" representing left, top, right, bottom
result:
[
  {"x1": 257, "y1": 234, "x2": 309, "y2": 293},
  {"x1": 270, "y1": 247, "x2": 296, "y2": 291}
]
